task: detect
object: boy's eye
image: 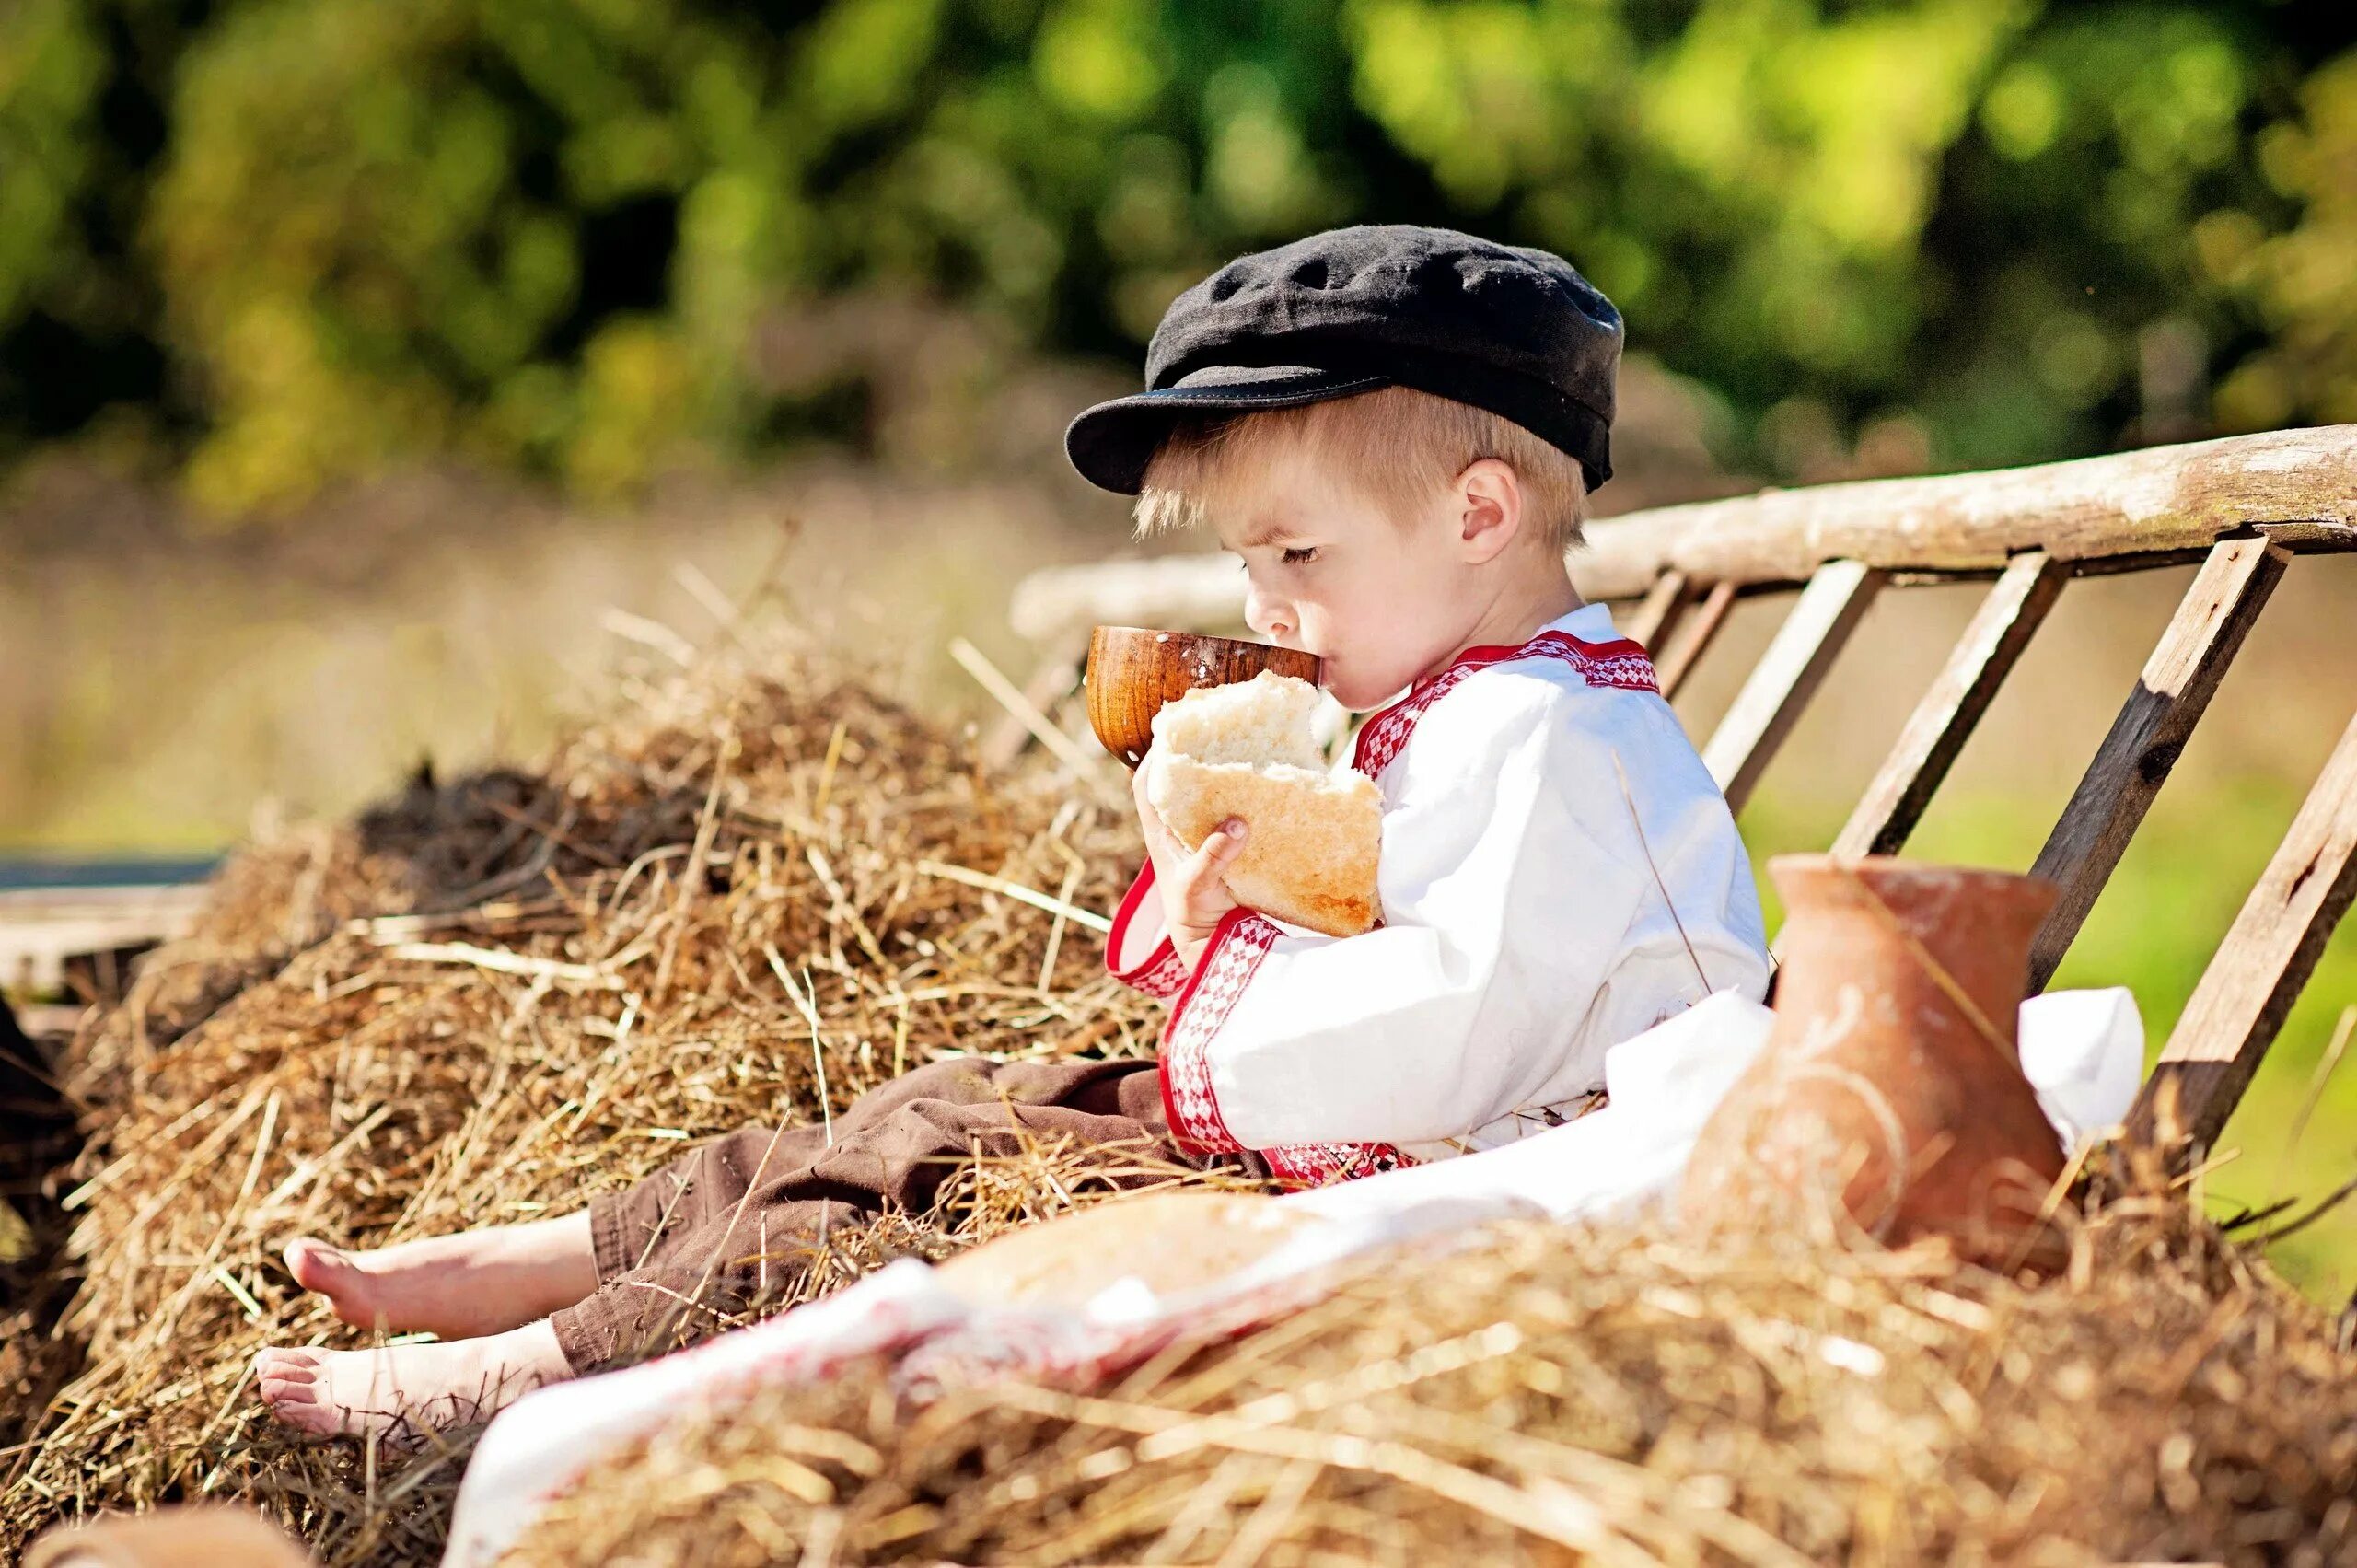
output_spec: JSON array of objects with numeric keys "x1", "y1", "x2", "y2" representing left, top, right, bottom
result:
[{"x1": 1282, "y1": 545, "x2": 1320, "y2": 565}]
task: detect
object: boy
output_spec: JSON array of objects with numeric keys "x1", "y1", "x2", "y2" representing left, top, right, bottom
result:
[
  {"x1": 1085, "y1": 225, "x2": 1769, "y2": 1181},
  {"x1": 254, "y1": 224, "x2": 1769, "y2": 1441}
]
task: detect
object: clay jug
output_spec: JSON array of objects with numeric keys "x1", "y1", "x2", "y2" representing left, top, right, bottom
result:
[{"x1": 1678, "y1": 854, "x2": 2069, "y2": 1267}]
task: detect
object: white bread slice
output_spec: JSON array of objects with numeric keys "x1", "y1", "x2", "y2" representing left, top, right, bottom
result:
[{"x1": 1144, "y1": 671, "x2": 1382, "y2": 937}]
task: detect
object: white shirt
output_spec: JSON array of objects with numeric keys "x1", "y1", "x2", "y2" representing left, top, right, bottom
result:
[{"x1": 1105, "y1": 602, "x2": 1771, "y2": 1186}]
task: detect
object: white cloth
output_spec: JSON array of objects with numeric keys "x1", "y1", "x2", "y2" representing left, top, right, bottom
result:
[
  {"x1": 445, "y1": 1263, "x2": 964, "y2": 1568},
  {"x1": 442, "y1": 985, "x2": 2145, "y2": 1568},
  {"x1": 1109, "y1": 602, "x2": 1771, "y2": 1182},
  {"x1": 2015, "y1": 985, "x2": 2149, "y2": 1147},
  {"x1": 1278, "y1": 985, "x2": 2148, "y2": 1227}
]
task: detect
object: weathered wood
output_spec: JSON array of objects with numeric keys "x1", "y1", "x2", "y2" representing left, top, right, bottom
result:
[
  {"x1": 1573, "y1": 424, "x2": 2357, "y2": 600},
  {"x1": 980, "y1": 651, "x2": 1085, "y2": 769},
  {"x1": 0, "y1": 885, "x2": 205, "y2": 997},
  {"x1": 1831, "y1": 552, "x2": 2071, "y2": 858},
  {"x1": 1621, "y1": 570, "x2": 1689, "y2": 651},
  {"x1": 2132, "y1": 710, "x2": 2357, "y2": 1147},
  {"x1": 1006, "y1": 428, "x2": 2357, "y2": 639},
  {"x1": 1701, "y1": 561, "x2": 1887, "y2": 815},
  {"x1": 1010, "y1": 555, "x2": 1246, "y2": 642},
  {"x1": 12, "y1": 1001, "x2": 88, "y2": 1038},
  {"x1": 2026, "y1": 537, "x2": 2290, "y2": 991},
  {"x1": 948, "y1": 637, "x2": 1102, "y2": 777},
  {"x1": 1653, "y1": 580, "x2": 1739, "y2": 700}
]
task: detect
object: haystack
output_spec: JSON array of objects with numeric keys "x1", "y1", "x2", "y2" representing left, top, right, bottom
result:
[
  {"x1": 2, "y1": 622, "x2": 1218, "y2": 1564},
  {"x1": 6, "y1": 614, "x2": 2355, "y2": 1568},
  {"x1": 505, "y1": 1167, "x2": 2357, "y2": 1567}
]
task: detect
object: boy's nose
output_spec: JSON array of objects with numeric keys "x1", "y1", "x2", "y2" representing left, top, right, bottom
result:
[{"x1": 1244, "y1": 582, "x2": 1295, "y2": 642}]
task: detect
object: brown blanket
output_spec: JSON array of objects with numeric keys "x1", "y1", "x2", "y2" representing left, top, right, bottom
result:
[{"x1": 550, "y1": 1056, "x2": 1178, "y2": 1372}]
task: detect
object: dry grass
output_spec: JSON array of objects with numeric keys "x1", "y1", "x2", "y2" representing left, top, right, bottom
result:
[
  {"x1": 8, "y1": 610, "x2": 2357, "y2": 1568},
  {"x1": 1, "y1": 619, "x2": 1210, "y2": 1564},
  {"x1": 508, "y1": 1154, "x2": 2357, "y2": 1568}
]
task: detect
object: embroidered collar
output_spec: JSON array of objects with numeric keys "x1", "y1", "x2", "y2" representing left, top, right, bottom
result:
[{"x1": 1350, "y1": 604, "x2": 1657, "y2": 778}]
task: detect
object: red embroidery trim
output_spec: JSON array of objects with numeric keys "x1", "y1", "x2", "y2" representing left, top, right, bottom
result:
[
  {"x1": 1106, "y1": 863, "x2": 1190, "y2": 1001},
  {"x1": 1260, "y1": 1140, "x2": 1418, "y2": 1189},
  {"x1": 1156, "y1": 907, "x2": 1281, "y2": 1155},
  {"x1": 1155, "y1": 911, "x2": 1418, "y2": 1183},
  {"x1": 1353, "y1": 630, "x2": 1659, "y2": 778},
  {"x1": 1132, "y1": 946, "x2": 1190, "y2": 1000},
  {"x1": 1146, "y1": 625, "x2": 1650, "y2": 1179}
]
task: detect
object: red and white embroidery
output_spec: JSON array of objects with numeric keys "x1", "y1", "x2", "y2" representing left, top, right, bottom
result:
[
  {"x1": 1142, "y1": 624, "x2": 1655, "y2": 1178},
  {"x1": 1354, "y1": 631, "x2": 1658, "y2": 778},
  {"x1": 1261, "y1": 1140, "x2": 1417, "y2": 1188},
  {"x1": 1127, "y1": 945, "x2": 1190, "y2": 1000},
  {"x1": 1105, "y1": 864, "x2": 1192, "y2": 1000},
  {"x1": 1157, "y1": 909, "x2": 1282, "y2": 1154}
]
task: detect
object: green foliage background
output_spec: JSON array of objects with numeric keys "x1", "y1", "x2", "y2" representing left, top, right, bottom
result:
[{"x1": 2, "y1": 0, "x2": 2352, "y2": 517}]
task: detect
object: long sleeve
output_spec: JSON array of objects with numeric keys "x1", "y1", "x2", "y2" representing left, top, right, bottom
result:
[
  {"x1": 1159, "y1": 668, "x2": 1767, "y2": 1179},
  {"x1": 1105, "y1": 862, "x2": 1191, "y2": 1000}
]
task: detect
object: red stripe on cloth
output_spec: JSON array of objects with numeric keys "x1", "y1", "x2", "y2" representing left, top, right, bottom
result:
[
  {"x1": 1260, "y1": 1139, "x2": 1418, "y2": 1189},
  {"x1": 1353, "y1": 631, "x2": 1660, "y2": 778},
  {"x1": 1106, "y1": 862, "x2": 1190, "y2": 1000},
  {"x1": 1156, "y1": 907, "x2": 1281, "y2": 1155}
]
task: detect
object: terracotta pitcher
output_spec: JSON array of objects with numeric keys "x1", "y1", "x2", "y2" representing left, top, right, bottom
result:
[{"x1": 1678, "y1": 854, "x2": 2069, "y2": 1267}]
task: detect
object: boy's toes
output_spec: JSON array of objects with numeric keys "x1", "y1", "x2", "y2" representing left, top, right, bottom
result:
[
  {"x1": 284, "y1": 1237, "x2": 354, "y2": 1295},
  {"x1": 268, "y1": 1393, "x2": 344, "y2": 1438},
  {"x1": 253, "y1": 1350, "x2": 341, "y2": 1434},
  {"x1": 254, "y1": 1347, "x2": 319, "y2": 1400}
]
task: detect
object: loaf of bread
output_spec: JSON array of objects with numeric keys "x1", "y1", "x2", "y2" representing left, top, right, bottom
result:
[{"x1": 1144, "y1": 671, "x2": 1382, "y2": 936}]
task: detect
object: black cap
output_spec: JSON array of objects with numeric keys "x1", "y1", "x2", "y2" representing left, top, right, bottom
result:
[{"x1": 1065, "y1": 224, "x2": 1623, "y2": 496}]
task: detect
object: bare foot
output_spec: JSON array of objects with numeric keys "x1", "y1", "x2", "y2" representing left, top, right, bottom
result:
[
  {"x1": 254, "y1": 1321, "x2": 570, "y2": 1444},
  {"x1": 284, "y1": 1212, "x2": 598, "y2": 1340}
]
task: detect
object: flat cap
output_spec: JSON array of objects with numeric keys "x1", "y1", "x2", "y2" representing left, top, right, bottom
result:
[{"x1": 1066, "y1": 224, "x2": 1622, "y2": 495}]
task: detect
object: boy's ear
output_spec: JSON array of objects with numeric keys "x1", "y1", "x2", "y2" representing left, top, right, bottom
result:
[{"x1": 1454, "y1": 458, "x2": 1524, "y2": 564}]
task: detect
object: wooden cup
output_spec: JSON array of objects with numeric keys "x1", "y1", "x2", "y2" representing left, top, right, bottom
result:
[{"x1": 1085, "y1": 626, "x2": 1323, "y2": 767}]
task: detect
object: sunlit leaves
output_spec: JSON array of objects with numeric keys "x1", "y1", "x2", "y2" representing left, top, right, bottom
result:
[
  {"x1": 2, "y1": 0, "x2": 2352, "y2": 517},
  {"x1": 2215, "y1": 50, "x2": 2357, "y2": 429},
  {"x1": 795, "y1": 0, "x2": 947, "y2": 138},
  {"x1": 1345, "y1": 0, "x2": 1626, "y2": 209},
  {"x1": 1982, "y1": 61, "x2": 2062, "y2": 161},
  {"x1": 0, "y1": 0, "x2": 107, "y2": 325},
  {"x1": 1034, "y1": 0, "x2": 1166, "y2": 122}
]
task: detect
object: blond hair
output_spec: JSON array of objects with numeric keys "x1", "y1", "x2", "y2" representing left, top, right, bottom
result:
[{"x1": 1133, "y1": 385, "x2": 1589, "y2": 554}]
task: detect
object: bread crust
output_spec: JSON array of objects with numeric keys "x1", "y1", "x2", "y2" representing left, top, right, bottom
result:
[{"x1": 1150, "y1": 757, "x2": 1382, "y2": 936}]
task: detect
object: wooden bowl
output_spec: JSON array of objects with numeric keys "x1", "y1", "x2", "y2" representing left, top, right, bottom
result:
[{"x1": 1085, "y1": 625, "x2": 1323, "y2": 767}]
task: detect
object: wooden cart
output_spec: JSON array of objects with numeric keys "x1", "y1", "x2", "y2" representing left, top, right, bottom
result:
[{"x1": 998, "y1": 424, "x2": 2357, "y2": 1150}]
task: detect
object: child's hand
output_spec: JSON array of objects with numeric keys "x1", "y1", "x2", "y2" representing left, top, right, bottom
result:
[{"x1": 1133, "y1": 754, "x2": 1247, "y2": 971}]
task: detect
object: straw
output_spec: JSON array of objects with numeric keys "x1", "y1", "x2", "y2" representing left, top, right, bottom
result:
[
  {"x1": 508, "y1": 1145, "x2": 2357, "y2": 1568},
  {"x1": 9, "y1": 611, "x2": 2353, "y2": 1568},
  {"x1": 1, "y1": 617, "x2": 1182, "y2": 1563}
]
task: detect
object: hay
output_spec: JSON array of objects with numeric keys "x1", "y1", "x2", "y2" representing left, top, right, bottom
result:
[
  {"x1": 9, "y1": 613, "x2": 2356, "y2": 1568},
  {"x1": 2, "y1": 621, "x2": 1219, "y2": 1564},
  {"x1": 506, "y1": 1156, "x2": 2357, "y2": 1567}
]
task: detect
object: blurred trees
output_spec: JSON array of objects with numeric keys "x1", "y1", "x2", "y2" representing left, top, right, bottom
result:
[{"x1": 0, "y1": 0, "x2": 2351, "y2": 518}]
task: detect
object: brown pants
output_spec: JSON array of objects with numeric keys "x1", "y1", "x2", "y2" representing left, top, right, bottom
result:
[{"x1": 547, "y1": 1056, "x2": 1178, "y2": 1372}]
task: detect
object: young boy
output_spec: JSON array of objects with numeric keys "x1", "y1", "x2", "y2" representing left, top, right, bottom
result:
[
  {"x1": 1081, "y1": 225, "x2": 1770, "y2": 1183},
  {"x1": 254, "y1": 223, "x2": 1769, "y2": 1441}
]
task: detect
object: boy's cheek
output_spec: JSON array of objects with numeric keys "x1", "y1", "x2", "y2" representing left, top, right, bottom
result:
[{"x1": 1318, "y1": 659, "x2": 1379, "y2": 709}]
